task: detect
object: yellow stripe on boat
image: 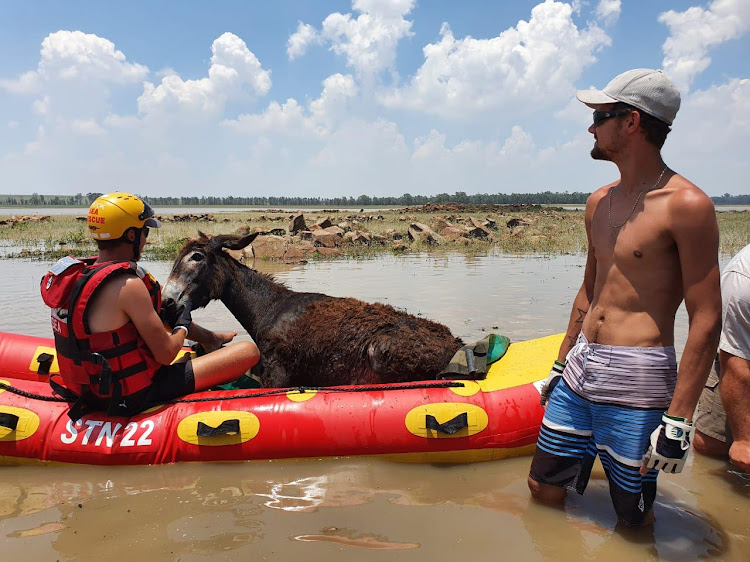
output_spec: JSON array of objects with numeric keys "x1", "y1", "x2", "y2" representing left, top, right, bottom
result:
[{"x1": 469, "y1": 332, "x2": 565, "y2": 393}]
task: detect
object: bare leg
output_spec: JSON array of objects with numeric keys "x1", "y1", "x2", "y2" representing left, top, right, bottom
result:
[
  {"x1": 191, "y1": 341, "x2": 260, "y2": 391},
  {"x1": 693, "y1": 430, "x2": 730, "y2": 457},
  {"x1": 639, "y1": 509, "x2": 655, "y2": 526},
  {"x1": 528, "y1": 476, "x2": 567, "y2": 504},
  {"x1": 615, "y1": 514, "x2": 656, "y2": 537},
  {"x1": 614, "y1": 508, "x2": 655, "y2": 528}
]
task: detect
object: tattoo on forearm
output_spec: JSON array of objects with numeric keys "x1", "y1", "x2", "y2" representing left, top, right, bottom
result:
[
  {"x1": 566, "y1": 308, "x2": 588, "y2": 346},
  {"x1": 575, "y1": 308, "x2": 587, "y2": 324}
]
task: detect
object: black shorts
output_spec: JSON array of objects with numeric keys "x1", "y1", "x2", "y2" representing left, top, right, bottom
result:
[{"x1": 114, "y1": 359, "x2": 196, "y2": 415}]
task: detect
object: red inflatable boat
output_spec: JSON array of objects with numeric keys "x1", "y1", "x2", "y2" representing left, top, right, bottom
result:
[{"x1": 0, "y1": 331, "x2": 562, "y2": 466}]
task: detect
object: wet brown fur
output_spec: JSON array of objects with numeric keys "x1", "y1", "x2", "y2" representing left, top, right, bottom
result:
[{"x1": 163, "y1": 232, "x2": 463, "y2": 387}]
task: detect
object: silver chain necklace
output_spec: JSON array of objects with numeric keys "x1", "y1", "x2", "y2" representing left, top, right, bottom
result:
[{"x1": 608, "y1": 165, "x2": 668, "y2": 229}]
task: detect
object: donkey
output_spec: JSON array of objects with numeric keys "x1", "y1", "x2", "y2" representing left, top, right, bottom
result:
[{"x1": 161, "y1": 232, "x2": 463, "y2": 388}]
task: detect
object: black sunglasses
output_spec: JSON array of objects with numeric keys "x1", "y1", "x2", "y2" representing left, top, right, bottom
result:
[
  {"x1": 142, "y1": 227, "x2": 150, "y2": 239},
  {"x1": 592, "y1": 109, "x2": 633, "y2": 127}
]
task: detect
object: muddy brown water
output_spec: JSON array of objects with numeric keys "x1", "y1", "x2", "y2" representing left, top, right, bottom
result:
[{"x1": 1, "y1": 254, "x2": 748, "y2": 561}]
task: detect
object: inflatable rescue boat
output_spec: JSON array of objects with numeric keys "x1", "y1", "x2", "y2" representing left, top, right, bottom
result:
[{"x1": 0, "y1": 331, "x2": 562, "y2": 466}]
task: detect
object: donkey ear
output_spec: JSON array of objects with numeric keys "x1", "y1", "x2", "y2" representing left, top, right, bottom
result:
[{"x1": 223, "y1": 232, "x2": 259, "y2": 251}]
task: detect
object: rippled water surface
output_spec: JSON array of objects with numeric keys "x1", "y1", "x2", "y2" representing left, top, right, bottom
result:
[{"x1": 1, "y1": 253, "x2": 748, "y2": 561}]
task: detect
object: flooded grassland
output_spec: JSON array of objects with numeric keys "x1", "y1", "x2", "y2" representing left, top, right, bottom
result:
[
  {"x1": 1, "y1": 206, "x2": 749, "y2": 561},
  {"x1": 2, "y1": 205, "x2": 748, "y2": 261}
]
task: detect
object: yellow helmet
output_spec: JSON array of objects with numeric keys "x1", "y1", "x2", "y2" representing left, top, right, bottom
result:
[{"x1": 87, "y1": 192, "x2": 161, "y2": 240}]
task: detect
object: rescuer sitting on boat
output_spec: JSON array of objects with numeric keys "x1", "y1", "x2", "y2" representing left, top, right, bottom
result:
[{"x1": 40, "y1": 192, "x2": 259, "y2": 419}]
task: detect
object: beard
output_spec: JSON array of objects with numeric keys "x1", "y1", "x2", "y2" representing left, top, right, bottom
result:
[
  {"x1": 590, "y1": 123, "x2": 624, "y2": 161},
  {"x1": 590, "y1": 135, "x2": 625, "y2": 161},
  {"x1": 590, "y1": 141, "x2": 611, "y2": 161}
]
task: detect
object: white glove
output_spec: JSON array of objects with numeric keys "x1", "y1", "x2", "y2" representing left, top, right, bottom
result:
[
  {"x1": 540, "y1": 361, "x2": 566, "y2": 407},
  {"x1": 641, "y1": 414, "x2": 695, "y2": 474}
]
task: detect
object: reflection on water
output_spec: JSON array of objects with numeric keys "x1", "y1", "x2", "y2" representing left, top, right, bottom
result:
[
  {"x1": 1, "y1": 253, "x2": 748, "y2": 560},
  {"x1": 0, "y1": 457, "x2": 744, "y2": 561},
  {"x1": 292, "y1": 529, "x2": 421, "y2": 550}
]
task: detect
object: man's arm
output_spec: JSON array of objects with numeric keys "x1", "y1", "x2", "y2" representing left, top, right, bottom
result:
[
  {"x1": 640, "y1": 187, "x2": 721, "y2": 475},
  {"x1": 667, "y1": 189, "x2": 722, "y2": 420},
  {"x1": 557, "y1": 191, "x2": 600, "y2": 362},
  {"x1": 119, "y1": 277, "x2": 187, "y2": 365},
  {"x1": 720, "y1": 351, "x2": 750, "y2": 471}
]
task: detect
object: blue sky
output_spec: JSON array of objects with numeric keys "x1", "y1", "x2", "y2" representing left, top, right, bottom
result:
[{"x1": 1, "y1": 0, "x2": 748, "y2": 198}]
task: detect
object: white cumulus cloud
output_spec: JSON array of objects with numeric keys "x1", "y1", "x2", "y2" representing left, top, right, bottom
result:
[
  {"x1": 595, "y1": 0, "x2": 621, "y2": 27},
  {"x1": 309, "y1": 73, "x2": 359, "y2": 126},
  {"x1": 0, "y1": 30, "x2": 147, "y2": 94},
  {"x1": 225, "y1": 73, "x2": 358, "y2": 137},
  {"x1": 286, "y1": 0, "x2": 415, "y2": 79},
  {"x1": 0, "y1": 30, "x2": 148, "y2": 124},
  {"x1": 381, "y1": 0, "x2": 610, "y2": 118},
  {"x1": 138, "y1": 32, "x2": 271, "y2": 116},
  {"x1": 660, "y1": 0, "x2": 750, "y2": 92},
  {"x1": 71, "y1": 119, "x2": 106, "y2": 136},
  {"x1": 667, "y1": 78, "x2": 750, "y2": 191},
  {"x1": 287, "y1": 22, "x2": 321, "y2": 60},
  {"x1": 224, "y1": 98, "x2": 313, "y2": 136},
  {"x1": 1, "y1": 8, "x2": 747, "y2": 200}
]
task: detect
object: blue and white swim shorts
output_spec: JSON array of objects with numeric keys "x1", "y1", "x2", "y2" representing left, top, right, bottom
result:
[{"x1": 529, "y1": 333, "x2": 678, "y2": 526}]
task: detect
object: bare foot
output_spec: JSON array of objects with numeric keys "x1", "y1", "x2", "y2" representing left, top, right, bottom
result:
[{"x1": 203, "y1": 330, "x2": 237, "y2": 353}]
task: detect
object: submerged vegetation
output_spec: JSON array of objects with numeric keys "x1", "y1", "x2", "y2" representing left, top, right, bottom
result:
[{"x1": 1, "y1": 204, "x2": 748, "y2": 261}]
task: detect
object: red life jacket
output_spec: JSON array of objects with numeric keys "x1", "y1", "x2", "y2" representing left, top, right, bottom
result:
[{"x1": 40, "y1": 257, "x2": 162, "y2": 409}]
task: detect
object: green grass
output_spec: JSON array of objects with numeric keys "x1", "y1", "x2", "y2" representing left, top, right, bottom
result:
[{"x1": 1, "y1": 207, "x2": 748, "y2": 261}]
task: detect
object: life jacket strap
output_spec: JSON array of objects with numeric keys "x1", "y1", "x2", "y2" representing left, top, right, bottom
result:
[{"x1": 49, "y1": 375, "x2": 99, "y2": 422}]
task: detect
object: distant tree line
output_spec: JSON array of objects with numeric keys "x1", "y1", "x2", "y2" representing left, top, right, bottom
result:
[
  {"x1": 1, "y1": 191, "x2": 748, "y2": 207},
  {"x1": 0, "y1": 192, "x2": 104, "y2": 206},
  {"x1": 710, "y1": 193, "x2": 750, "y2": 205}
]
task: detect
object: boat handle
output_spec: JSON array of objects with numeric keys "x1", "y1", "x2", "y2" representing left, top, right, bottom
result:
[
  {"x1": 36, "y1": 352, "x2": 54, "y2": 375},
  {"x1": 196, "y1": 419, "x2": 240, "y2": 437},
  {"x1": 0, "y1": 413, "x2": 19, "y2": 431},
  {"x1": 425, "y1": 412, "x2": 468, "y2": 435}
]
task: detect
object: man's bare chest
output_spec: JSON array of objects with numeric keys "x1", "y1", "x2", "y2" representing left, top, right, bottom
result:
[{"x1": 591, "y1": 212, "x2": 676, "y2": 271}]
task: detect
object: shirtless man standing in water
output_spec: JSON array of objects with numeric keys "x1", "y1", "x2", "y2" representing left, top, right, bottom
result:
[{"x1": 527, "y1": 69, "x2": 722, "y2": 526}]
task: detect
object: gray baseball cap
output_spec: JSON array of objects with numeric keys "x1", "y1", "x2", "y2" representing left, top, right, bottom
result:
[{"x1": 576, "y1": 68, "x2": 681, "y2": 125}]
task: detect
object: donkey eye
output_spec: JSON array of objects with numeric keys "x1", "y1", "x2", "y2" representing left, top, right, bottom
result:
[{"x1": 190, "y1": 252, "x2": 204, "y2": 262}]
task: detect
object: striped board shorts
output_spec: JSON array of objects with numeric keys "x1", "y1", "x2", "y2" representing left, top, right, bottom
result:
[{"x1": 529, "y1": 333, "x2": 677, "y2": 526}]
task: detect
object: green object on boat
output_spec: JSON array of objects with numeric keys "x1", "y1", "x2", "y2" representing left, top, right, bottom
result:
[
  {"x1": 487, "y1": 333, "x2": 511, "y2": 365},
  {"x1": 438, "y1": 333, "x2": 511, "y2": 379}
]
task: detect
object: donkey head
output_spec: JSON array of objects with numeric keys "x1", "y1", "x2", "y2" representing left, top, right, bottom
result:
[{"x1": 161, "y1": 231, "x2": 259, "y2": 323}]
